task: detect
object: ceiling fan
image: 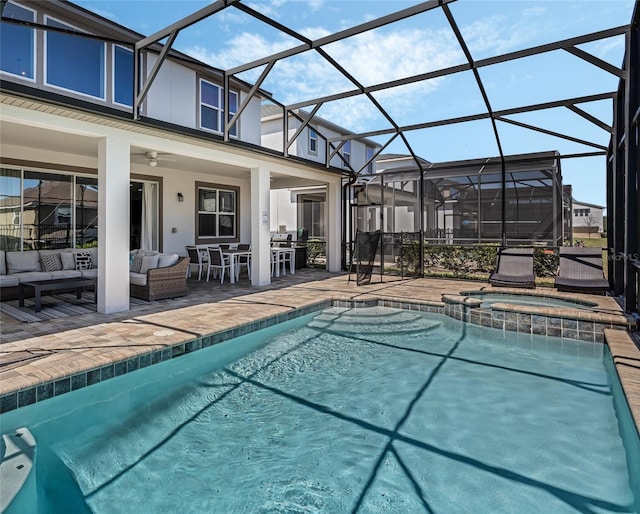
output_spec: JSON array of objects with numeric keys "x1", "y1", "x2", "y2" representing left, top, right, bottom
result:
[{"x1": 140, "y1": 151, "x2": 176, "y2": 167}]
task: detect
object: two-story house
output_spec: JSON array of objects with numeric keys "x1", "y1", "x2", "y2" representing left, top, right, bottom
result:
[
  {"x1": 261, "y1": 105, "x2": 380, "y2": 242},
  {"x1": 1, "y1": 0, "x2": 347, "y2": 313}
]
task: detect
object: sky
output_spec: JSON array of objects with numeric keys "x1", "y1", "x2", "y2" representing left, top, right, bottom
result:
[{"x1": 72, "y1": 0, "x2": 636, "y2": 208}]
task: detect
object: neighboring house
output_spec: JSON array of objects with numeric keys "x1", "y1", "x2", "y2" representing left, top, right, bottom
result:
[
  {"x1": 261, "y1": 105, "x2": 380, "y2": 241},
  {"x1": 0, "y1": 0, "x2": 347, "y2": 313},
  {"x1": 572, "y1": 199, "x2": 605, "y2": 238}
]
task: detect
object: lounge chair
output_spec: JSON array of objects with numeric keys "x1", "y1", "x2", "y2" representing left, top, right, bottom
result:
[
  {"x1": 554, "y1": 247, "x2": 610, "y2": 294},
  {"x1": 488, "y1": 247, "x2": 535, "y2": 288}
]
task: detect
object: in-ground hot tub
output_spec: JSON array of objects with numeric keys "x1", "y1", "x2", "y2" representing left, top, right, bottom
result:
[{"x1": 463, "y1": 290, "x2": 598, "y2": 310}]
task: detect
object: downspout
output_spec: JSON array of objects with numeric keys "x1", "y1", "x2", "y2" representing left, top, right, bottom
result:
[{"x1": 342, "y1": 172, "x2": 358, "y2": 270}]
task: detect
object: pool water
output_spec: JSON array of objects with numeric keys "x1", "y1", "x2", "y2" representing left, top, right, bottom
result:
[{"x1": 2, "y1": 307, "x2": 638, "y2": 513}]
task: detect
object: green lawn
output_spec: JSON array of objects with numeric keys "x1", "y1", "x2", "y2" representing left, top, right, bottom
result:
[{"x1": 577, "y1": 237, "x2": 608, "y2": 248}]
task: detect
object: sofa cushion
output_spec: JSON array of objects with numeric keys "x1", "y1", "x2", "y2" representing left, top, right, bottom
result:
[
  {"x1": 80, "y1": 269, "x2": 98, "y2": 279},
  {"x1": 14, "y1": 271, "x2": 53, "y2": 283},
  {"x1": 0, "y1": 274, "x2": 19, "y2": 287},
  {"x1": 139, "y1": 255, "x2": 160, "y2": 275},
  {"x1": 74, "y1": 251, "x2": 93, "y2": 271},
  {"x1": 50, "y1": 270, "x2": 83, "y2": 279},
  {"x1": 129, "y1": 272, "x2": 147, "y2": 286},
  {"x1": 158, "y1": 253, "x2": 180, "y2": 268},
  {"x1": 60, "y1": 252, "x2": 76, "y2": 270},
  {"x1": 40, "y1": 251, "x2": 63, "y2": 272},
  {"x1": 6, "y1": 251, "x2": 41, "y2": 274},
  {"x1": 0, "y1": 250, "x2": 6, "y2": 275}
]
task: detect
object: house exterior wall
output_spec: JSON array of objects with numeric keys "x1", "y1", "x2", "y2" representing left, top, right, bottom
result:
[
  {"x1": 145, "y1": 56, "x2": 198, "y2": 130},
  {"x1": 572, "y1": 201, "x2": 605, "y2": 236},
  {"x1": 158, "y1": 168, "x2": 251, "y2": 255},
  {"x1": 260, "y1": 114, "x2": 378, "y2": 172},
  {"x1": 270, "y1": 189, "x2": 297, "y2": 235}
]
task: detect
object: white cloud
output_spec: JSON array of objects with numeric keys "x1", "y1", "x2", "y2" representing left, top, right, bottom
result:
[
  {"x1": 183, "y1": 7, "x2": 555, "y2": 132},
  {"x1": 185, "y1": 26, "x2": 463, "y2": 131}
]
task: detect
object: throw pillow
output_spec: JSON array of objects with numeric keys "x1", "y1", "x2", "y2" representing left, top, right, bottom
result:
[
  {"x1": 130, "y1": 252, "x2": 145, "y2": 273},
  {"x1": 139, "y1": 254, "x2": 160, "y2": 275},
  {"x1": 74, "y1": 251, "x2": 93, "y2": 271},
  {"x1": 41, "y1": 252, "x2": 63, "y2": 272},
  {"x1": 60, "y1": 252, "x2": 76, "y2": 270},
  {"x1": 158, "y1": 253, "x2": 180, "y2": 268}
]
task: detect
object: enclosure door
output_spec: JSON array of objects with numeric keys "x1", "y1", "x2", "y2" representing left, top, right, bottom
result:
[{"x1": 354, "y1": 204, "x2": 382, "y2": 233}]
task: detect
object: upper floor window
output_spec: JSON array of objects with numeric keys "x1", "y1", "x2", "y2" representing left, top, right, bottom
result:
[
  {"x1": 309, "y1": 127, "x2": 318, "y2": 155},
  {"x1": 45, "y1": 16, "x2": 105, "y2": 99},
  {"x1": 342, "y1": 140, "x2": 351, "y2": 167},
  {"x1": 199, "y1": 79, "x2": 238, "y2": 137},
  {"x1": 1, "y1": 2, "x2": 35, "y2": 80},
  {"x1": 197, "y1": 186, "x2": 237, "y2": 239},
  {"x1": 366, "y1": 147, "x2": 374, "y2": 174},
  {"x1": 113, "y1": 45, "x2": 133, "y2": 107},
  {"x1": 574, "y1": 208, "x2": 591, "y2": 217}
]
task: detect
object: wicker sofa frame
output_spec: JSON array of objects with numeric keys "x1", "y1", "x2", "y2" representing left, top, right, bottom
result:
[{"x1": 130, "y1": 256, "x2": 190, "y2": 301}]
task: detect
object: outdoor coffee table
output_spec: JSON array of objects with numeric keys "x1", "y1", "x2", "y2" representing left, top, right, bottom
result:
[{"x1": 18, "y1": 277, "x2": 97, "y2": 313}]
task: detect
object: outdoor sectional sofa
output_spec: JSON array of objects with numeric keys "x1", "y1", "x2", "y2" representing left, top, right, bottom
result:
[{"x1": 0, "y1": 248, "x2": 189, "y2": 303}]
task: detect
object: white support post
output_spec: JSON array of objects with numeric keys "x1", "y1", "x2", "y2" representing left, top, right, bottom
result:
[
  {"x1": 326, "y1": 179, "x2": 342, "y2": 272},
  {"x1": 98, "y1": 135, "x2": 130, "y2": 313},
  {"x1": 251, "y1": 166, "x2": 272, "y2": 286}
]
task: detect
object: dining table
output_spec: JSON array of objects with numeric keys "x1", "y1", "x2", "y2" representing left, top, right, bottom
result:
[{"x1": 221, "y1": 249, "x2": 252, "y2": 283}]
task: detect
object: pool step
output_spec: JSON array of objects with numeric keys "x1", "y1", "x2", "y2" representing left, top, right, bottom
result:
[{"x1": 309, "y1": 307, "x2": 441, "y2": 335}]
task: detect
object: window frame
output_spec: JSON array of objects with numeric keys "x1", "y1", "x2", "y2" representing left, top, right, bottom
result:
[
  {"x1": 342, "y1": 139, "x2": 351, "y2": 168},
  {"x1": 195, "y1": 181, "x2": 240, "y2": 244},
  {"x1": 308, "y1": 127, "x2": 318, "y2": 155},
  {"x1": 44, "y1": 15, "x2": 107, "y2": 101},
  {"x1": 366, "y1": 146, "x2": 375, "y2": 174},
  {"x1": 198, "y1": 78, "x2": 239, "y2": 137},
  {"x1": 0, "y1": 1, "x2": 37, "y2": 82}
]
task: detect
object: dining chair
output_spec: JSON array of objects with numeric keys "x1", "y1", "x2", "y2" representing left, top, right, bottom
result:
[
  {"x1": 185, "y1": 245, "x2": 206, "y2": 280},
  {"x1": 206, "y1": 247, "x2": 231, "y2": 284},
  {"x1": 271, "y1": 247, "x2": 290, "y2": 277},
  {"x1": 235, "y1": 244, "x2": 251, "y2": 280}
]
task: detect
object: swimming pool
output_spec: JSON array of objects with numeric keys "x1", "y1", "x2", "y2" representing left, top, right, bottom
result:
[{"x1": 1, "y1": 306, "x2": 638, "y2": 513}]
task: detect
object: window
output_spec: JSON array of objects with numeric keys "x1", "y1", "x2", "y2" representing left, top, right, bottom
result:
[
  {"x1": 574, "y1": 208, "x2": 591, "y2": 217},
  {"x1": 196, "y1": 185, "x2": 238, "y2": 240},
  {"x1": 56, "y1": 206, "x2": 71, "y2": 225},
  {"x1": 0, "y1": 168, "x2": 101, "y2": 251},
  {"x1": 199, "y1": 79, "x2": 238, "y2": 136},
  {"x1": 113, "y1": 45, "x2": 134, "y2": 106},
  {"x1": 366, "y1": 147, "x2": 375, "y2": 174},
  {"x1": 45, "y1": 16, "x2": 105, "y2": 99},
  {"x1": 342, "y1": 140, "x2": 351, "y2": 167},
  {"x1": 309, "y1": 128, "x2": 318, "y2": 154},
  {"x1": 0, "y1": 2, "x2": 35, "y2": 79}
]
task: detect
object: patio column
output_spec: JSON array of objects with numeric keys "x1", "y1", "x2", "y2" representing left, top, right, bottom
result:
[
  {"x1": 97, "y1": 134, "x2": 130, "y2": 313},
  {"x1": 250, "y1": 166, "x2": 271, "y2": 286},
  {"x1": 326, "y1": 179, "x2": 342, "y2": 272}
]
